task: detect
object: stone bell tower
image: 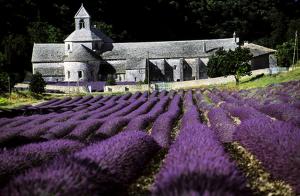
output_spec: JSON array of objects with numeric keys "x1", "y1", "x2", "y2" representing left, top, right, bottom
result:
[{"x1": 75, "y1": 4, "x2": 91, "y2": 30}]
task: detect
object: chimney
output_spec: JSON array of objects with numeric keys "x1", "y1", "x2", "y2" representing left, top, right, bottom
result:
[{"x1": 233, "y1": 32, "x2": 237, "y2": 43}]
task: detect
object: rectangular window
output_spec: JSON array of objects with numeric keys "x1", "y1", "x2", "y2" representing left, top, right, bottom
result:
[
  {"x1": 67, "y1": 71, "x2": 70, "y2": 79},
  {"x1": 78, "y1": 71, "x2": 83, "y2": 79}
]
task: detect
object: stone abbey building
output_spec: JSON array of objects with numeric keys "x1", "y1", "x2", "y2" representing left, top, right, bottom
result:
[{"x1": 32, "y1": 5, "x2": 275, "y2": 83}]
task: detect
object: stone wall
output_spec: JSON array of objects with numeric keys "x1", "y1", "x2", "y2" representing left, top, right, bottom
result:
[
  {"x1": 125, "y1": 69, "x2": 145, "y2": 82},
  {"x1": 105, "y1": 68, "x2": 271, "y2": 93},
  {"x1": 105, "y1": 84, "x2": 155, "y2": 93},
  {"x1": 33, "y1": 62, "x2": 64, "y2": 82},
  {"x1": 64, "y1": 61, "x2": 99, "y2": 82},
  {"x1": 165, "y1": 58, "x2": 183, "y2": 81},
  {"x1": 14, "y1": 83, "x2": 88, "y2": 93}
]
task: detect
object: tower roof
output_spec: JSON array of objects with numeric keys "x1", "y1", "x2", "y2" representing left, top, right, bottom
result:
[
  {"x1": 64, "y1": 27, "x2": 113, "y2": 42},
  {"x1": 75, "y1": 4, "x2": 90, "y2": 18},
  {"x1": 64, "y1": 44, "x2": 100, "y2": 62}
]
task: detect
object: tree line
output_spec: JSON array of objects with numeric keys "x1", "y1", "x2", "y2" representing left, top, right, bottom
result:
[{"x1": 0, "y1": 0, "x2": 299, "y2": 84}]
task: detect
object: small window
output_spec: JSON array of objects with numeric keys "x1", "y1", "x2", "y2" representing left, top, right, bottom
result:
[
  {"x1": 68, "y1": 44, "x2": 70, "y2": 51},
  {"x1": 119, "y1": 76, "x2": 121, "y2": 81},
  {"x1": 79, "y1": 19, "x2": 85, "y2": 29},
  {"x1": 134, "y1": 77, "x2": 137, "y2": 82},
  {"x1": 174, "y1": 65, "x2": 177, "y2": 70},
  {"x1": 78, "y1": 71, "x2": 83, "y2": 79},
  {"x1": 67, "y1": 71, "x2": 70, "y2": 79}
]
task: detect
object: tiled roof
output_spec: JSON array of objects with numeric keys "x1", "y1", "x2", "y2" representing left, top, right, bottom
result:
[
  {"x1": 102, "y1": 38, "x2": 237, "y2": 60},
  {"x1": 64, "y1": 44, "x2": 100, "y2": 62},
  {"x1": 64, "y1": 28, "x2": 112, "y2": 42},
  {"x1": 242, "y1": 43, "x2": 276, "y2": 57},
  {"x1": 32, "y1": 43, "x2": 65, "y2": 63}
]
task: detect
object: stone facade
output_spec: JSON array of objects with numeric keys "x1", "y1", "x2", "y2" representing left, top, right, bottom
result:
[{"x1": 32, "y1": 5, "x2": 276, "y2": 83}]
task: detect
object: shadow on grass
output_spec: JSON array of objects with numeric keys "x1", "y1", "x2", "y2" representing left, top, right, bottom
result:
[{"x1": 241, "y1": 73, "x2": 265, "y2": 84}]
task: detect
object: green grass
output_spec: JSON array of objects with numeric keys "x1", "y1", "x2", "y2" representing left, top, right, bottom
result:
[
  {"x1": 0, "y1": 90, "x2": 128, "y2": 110},
  {"x1": 210, "y1": 67, "x2": 300, "y2": 91}
]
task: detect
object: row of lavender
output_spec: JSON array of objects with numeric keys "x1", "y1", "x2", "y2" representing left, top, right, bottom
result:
[
  {"x1": 202, "y1": 80, "x2": 300, "y2": 193},
  {"x1": 0, "y1": 89, "x2": 184, "y2": 195},
  {"x1": 0, "y1": 80, "x2": 299, "y2": 195},
  {"x1": 0, "y1": 90, "x2": 177, "y2": 147}
]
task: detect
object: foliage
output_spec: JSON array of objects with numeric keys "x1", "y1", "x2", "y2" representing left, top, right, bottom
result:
[
  {"x1": 0, "y1": 72, "x2": 10, "y2": 94},
  {"x1": 207, "y1": 48, "x2": 228, "y2": 78},
  {"x1": 29, "y1": 72, "x2": 46, "y2": 94},
  {"x1": 106, "y1": 74, "x2": 116, "y2": 85},
  {"x1": 207, "y1": 47, "x2": 253, "y2": 84},
  {"x1": 27, "y1": 21, "x2": 63, "y2": 43},
  {"x1": 276, "y1": 41, "x2": 295, "y2": 67}
]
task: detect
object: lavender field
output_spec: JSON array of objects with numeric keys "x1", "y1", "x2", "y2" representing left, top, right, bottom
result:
[{"x1": 0, "y1": 80, "x2": 299, "y2": 195}]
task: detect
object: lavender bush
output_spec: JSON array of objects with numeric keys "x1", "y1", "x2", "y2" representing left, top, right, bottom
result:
[
  {"x1": 208, "y1": 107, "x2": 236, "y2": 143},
  {"x1": 234, "y1": 118, "x2": 300, "y2": 193},
  {"x1": 0, "y1": 139, "x2": 83, "y2": 186},
  {"x1": 259, "y1": 103, "x2": 300, "y2": 127},
  {"x1": 73, "y1": 131, "x2": 160, "y2": 193},
  {"x1": 152, "y1": 123, "x2": 249, "y2": 195}
]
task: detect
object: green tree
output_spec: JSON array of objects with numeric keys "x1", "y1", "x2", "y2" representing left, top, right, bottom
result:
[
  {"x1": 207, "y1": 48, "x2": 228, "y2": 78},
  {"x1": 27, "y1": 21, "x2": 63, "y2": 43},
  {"x1": 29, "y1": 72, "x2": 46, "y2": 94},
  {"x1": 226, "y1": 47, "x2": 253, "y2": 84},
  {"x1": 276, "y1": 41, "x2": 296, "y2": 67},
  {"x1": 0, "y1": 72, "x2": 10, "y2": 94},
  {"x1": 207, "y1": 47, "x2": 253, "y2": 84}
]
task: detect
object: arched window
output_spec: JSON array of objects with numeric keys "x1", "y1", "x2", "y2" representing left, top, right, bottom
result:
[{"x1": 79, "y1": 19, "x2": 85, "y2": 29}]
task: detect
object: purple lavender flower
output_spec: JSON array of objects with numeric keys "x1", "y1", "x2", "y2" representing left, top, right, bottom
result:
[
  {"x1": 151, "y1": 96, "x2": 181, "y2": 148},
  {"x1": 221, "y1": 103, "x2": 269, "y2": 121},
  {"x1": 108, "y1": 99, "x2": 146, "y2": 118},
  {"x1": 150, "y1": 90, "x2": 159, "y2": 98},
  {"x1": 207, "y1": 92, "x2": 223, "y2": 104},
  {"x1": 46, "y1": 97, "x2": 72, "y2": 107},
  {"x1": 181, "y1": 105, "x2": 201, "y2": 129},
  {"x1": 2, "y1": 157, "x2": 97, "y2": 196},
  {"x1": 67, "y1": 119, "x2": 103, "y2": 140},
  {"x1": 183, "y1": 90, "x2": 194, "y2": 110},
  {"x1": 74, "y1": 131, "x2": 160, "y2": 190},
  {"x1": 91, "y1": 102, "x2": 129, "y2": 119},
  {"x1": 152, "y1": 123, "x2": 248, "y2": 195},
  {"x1": 128, "y1": 92, "x2": 142, "y2": 101},
  {"x1": 259, "y1": 103, "x2": 300, "y2": 127},
  {"x1": 158, "y1": 90, "x2": 168, "y2": 98},
  {"x1": 234, "y1": 118, "x2": 300, "y2": 192},
  {"x1": 94, "y1": 117, "x2": 129, "y2": 138},
  {"x1": 125, "y1": 98, "x2": 158, "y2": 119},
  {"x1": 0, "y1": 139, "x2": 83, "y2": 186},
  {"x1": 42, "y1": 121, "x2": 77, "y2": 139},
  {"x1": 208, "y1": 108, "x2": 236, "y2": 143}
]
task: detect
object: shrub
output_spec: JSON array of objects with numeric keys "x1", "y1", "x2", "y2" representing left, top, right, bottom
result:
[
  {"x1": 276, "y1": 41, "x2": 295, "y2": 67},
  {"x1": 29, "y1": 72, "x2": 46, "y2": 94},
  {"x1": 106, "y1": 74, "x2": 116, "y2": 85}
]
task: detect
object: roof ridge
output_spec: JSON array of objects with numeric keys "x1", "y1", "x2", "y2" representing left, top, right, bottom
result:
[
  {"x1": 74, "y1": 4, "x2": 90, "y2": 18},
  {"x1": 113, "y1": 38, "x2": 236, "y2": 45}
]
